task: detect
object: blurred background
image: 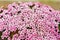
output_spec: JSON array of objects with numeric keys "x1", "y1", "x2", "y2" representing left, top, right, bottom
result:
[{"x1": 0, "y1": 0, "x2": 60, "y2": 10}]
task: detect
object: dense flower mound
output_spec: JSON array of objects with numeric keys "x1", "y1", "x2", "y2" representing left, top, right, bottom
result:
[{"x1": 0, "y1": 2, "x2": 60, "y2": 40}]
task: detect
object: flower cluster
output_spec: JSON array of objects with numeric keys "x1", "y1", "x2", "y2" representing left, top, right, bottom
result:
[{"x1": 0, "y1": 2, "x2": 60, "y2": 40}]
